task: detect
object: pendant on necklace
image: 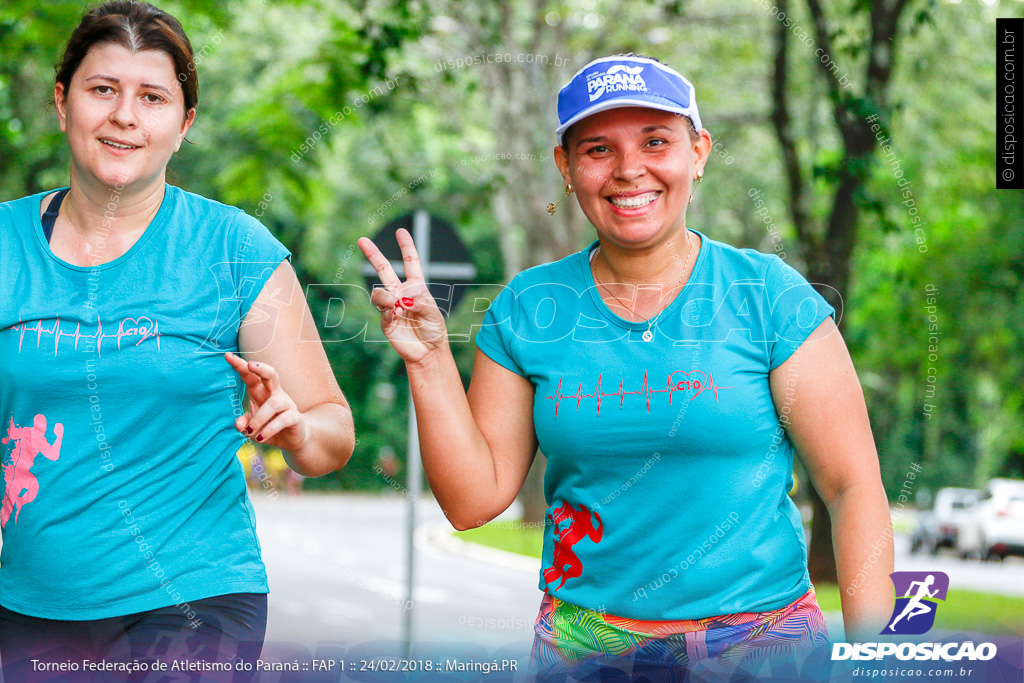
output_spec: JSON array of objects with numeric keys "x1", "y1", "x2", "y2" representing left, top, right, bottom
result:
[{"x1": 642, "y1": 327, "x2": 654, "y2": 342}]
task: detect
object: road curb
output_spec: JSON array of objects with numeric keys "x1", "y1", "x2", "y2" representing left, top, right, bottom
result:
[{"x1": 415, "y1": 520, "x2": 539, "y2": 573}]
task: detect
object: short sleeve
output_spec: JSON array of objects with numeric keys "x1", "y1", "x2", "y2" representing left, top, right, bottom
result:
[
  {"x1": 229, "y1": 211, "x2": 292, "y2": 321},
  {"x1": 763, "y1": 255, "x2": 836, "y2": 370},
  {"x1": 474, "y1": 275, "x2": 527, "y2": 377}
]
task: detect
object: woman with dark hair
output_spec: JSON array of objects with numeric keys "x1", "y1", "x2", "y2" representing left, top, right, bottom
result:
[
  {"x1": 0, "y1": 1, "x2": 354, "y2": 676},
  {"x1": 359, "y1": 55, "x2": 893, "y2": 679}
]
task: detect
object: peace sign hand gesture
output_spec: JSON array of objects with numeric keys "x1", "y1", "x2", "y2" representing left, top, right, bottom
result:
[{"x1": 357, "y1": 228, "x2": 449, "y2": 364}]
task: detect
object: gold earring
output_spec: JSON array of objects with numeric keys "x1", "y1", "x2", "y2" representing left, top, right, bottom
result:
[
  {"x1": 547, "y1": 183, "x2": 573, "y2": 216},
  {"x1": 688, "y1": 172, "x2": 703, "y2": 205}
]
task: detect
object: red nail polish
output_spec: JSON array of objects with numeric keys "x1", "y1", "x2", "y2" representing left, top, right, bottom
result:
[
  {"x1": 244, "y1": 427, "x2": 252, "y2": 435},
  {"x1": 401, "y1": 297, "x2": 414, "y2": 307},
  {"x1": 256, "y1": 435, "x2": 263, "y2": 442}
]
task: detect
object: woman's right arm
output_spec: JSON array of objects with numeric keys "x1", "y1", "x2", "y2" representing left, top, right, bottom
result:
[
  {"x1": 359, "y1": 229, "x2": 539, "y2": 530},
  {"x1": 407, "y1": 348, "x2": 538, "y2": 530}
]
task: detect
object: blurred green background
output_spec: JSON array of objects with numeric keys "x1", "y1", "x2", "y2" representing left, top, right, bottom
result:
[{"x1": 2, "y1": 0, "x2": 1022, "y2": 581}]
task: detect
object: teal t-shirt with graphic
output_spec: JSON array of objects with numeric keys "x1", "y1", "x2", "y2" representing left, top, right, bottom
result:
[
  {"x1": 474, "y1": 229, "x2": 837, "y2": 620},
  {"x1": 0, "y1": 185, "x2": 290, "y2": 619}
]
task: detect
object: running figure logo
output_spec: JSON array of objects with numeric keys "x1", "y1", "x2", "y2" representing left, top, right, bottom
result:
[
  {"x1": 542, "y1": 501, "x2": 603, "y2": 591},
  {"x1": 1, "y1": 415, "x2": 64, "y2": 528},
  {"x1": 882, "y1": 571, "x2": 949, "y2": 635}
]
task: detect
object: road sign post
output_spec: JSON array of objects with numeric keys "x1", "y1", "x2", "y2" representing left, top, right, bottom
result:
[{"x1": 361, "y1": 210, "x2": 477, "y2": 657}]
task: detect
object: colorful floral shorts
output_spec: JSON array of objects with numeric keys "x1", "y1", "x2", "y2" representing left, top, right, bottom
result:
[{"x1": 529, "y1": 587, "x2": 830, "y2": 681}]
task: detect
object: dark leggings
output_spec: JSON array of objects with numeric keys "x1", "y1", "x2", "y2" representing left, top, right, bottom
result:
[{"x1": 0, "y1": 593, "x2": 267, "y2": 683}]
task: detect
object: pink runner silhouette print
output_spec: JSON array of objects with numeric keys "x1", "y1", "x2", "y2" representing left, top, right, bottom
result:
[{"x1": 1, "y1": 414, "x2": 63, "y2": 528}]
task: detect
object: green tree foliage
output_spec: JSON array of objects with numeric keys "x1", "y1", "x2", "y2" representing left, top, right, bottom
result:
[{"x1": 1, "y1": 0, "x2": 1020, "y2": 506}]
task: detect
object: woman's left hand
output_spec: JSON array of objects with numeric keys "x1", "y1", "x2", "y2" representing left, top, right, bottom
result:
[{"x1": 225, "y1": 351, "x2": 310, "y2": 452}]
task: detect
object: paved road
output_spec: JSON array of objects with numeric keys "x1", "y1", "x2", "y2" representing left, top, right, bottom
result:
[
  {"x1": 252, "y1": 493, "x2": 540, "y2": 668},
  {"x1": 3, "y1": 495, "x2": 1019, "y2": 677},
  {"x1": 251, "y1": 494, "x2": 1024, "y2": 661},
  {"x1": 892, "y1": 530, "x2": 1024, "y2": 597}
]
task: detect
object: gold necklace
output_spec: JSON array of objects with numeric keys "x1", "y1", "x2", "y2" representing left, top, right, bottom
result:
[{"x1": 592, "y1": 232, "x2": 696, "y2": 342}]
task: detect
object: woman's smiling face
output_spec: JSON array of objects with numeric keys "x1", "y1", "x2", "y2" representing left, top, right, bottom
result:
[
  {"x1": 555, "y1": 107, "x2": 711, "y2": 250},
  {"x1": 55, "y1": 42, "x2": 195, "y2": 191}
]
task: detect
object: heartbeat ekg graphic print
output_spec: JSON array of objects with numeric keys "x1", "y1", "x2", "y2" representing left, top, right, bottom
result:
[{"x1": 545, "y1": 369, "x2": 733, "y2": 418}]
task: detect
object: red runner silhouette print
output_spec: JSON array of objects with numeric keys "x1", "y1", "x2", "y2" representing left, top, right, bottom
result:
[{"x1": 543, "y1": 501, "x2": 603, "y2": 591}]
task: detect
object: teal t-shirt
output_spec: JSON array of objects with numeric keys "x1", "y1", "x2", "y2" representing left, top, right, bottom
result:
[
  {"x1": 0, "y1": 185, "x2": 290, "y2": 619},
  {"x1": 474, "y1": 229, "x2": 838, "y2": 620}
]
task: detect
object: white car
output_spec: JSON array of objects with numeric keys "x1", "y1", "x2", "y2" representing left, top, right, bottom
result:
[
  {"x1": 957, "y1": 479, "x2": 1024, "y2": 561},
  {"x1": 910, "y1": 487, "x2": 978, "y2": 555}
]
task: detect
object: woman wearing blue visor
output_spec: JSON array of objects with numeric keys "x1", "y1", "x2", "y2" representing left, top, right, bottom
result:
[{"x1": 359, "y1": 55, "x2": 892, "y2": 676}]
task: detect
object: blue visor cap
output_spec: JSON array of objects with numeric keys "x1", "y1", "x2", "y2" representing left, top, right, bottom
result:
[{"x1": 556, "y1": 56, "x2": 703, "y2": 144}]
